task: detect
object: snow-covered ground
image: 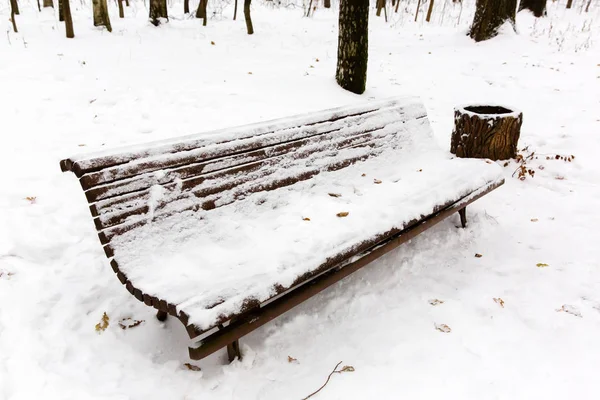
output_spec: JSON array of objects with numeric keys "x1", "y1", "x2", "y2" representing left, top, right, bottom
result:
[{"x1": 1, "y1": 1, "x2": 600, "y2": 399}]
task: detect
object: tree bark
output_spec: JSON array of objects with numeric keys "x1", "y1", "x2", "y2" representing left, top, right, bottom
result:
[
  {"x1": 59, "y1": 0, "x2": 64, "y2": 21},
  {"x1": 566, "y1": 0, "x2": 573, "y2": 8},
  {"x1": 37, "y1": 0, "x2": 41, "y2": 11},
  {"x1": 149, "y1": 0, "x2": 168, "y2": 25},
  {"x1": 63, "y1": 0, "x2": 74, "y2": 38},
  {"x1": 93, "y1": 0, "x2": 113, "y2": 31},
  {"x1": 10, "y1": 0, "x2": 18, "y2": 32},
  {"x1": 43, "y1": 0, "x2": 53, "y2": 7},
  {"x1": 414, "y1": 0, "x2": 421, "y2": 21},
  {"x1": 125, "y1": 0, "x2": 129, "y2": 6},
  {"x1": 426, "y1": 0, "x2": 434, "y2": 21},
  {"x1": 585, "y1": 0, "x2": 591, "y2": 12},
  {"x1": 376, "y1": 0, "x2": 385, "y2": 16},
  {"x1": 451, "y1": 105, "x2": 522, "y2": 160},
  {"x1": 118, "y1": 0, "x2": 124, "y2": 17},
  {"x1": 324, "y1": 0, "x2": 331, "y2": 7},
  {"x1": 184, "y1": 0, "x2": 189, "y2": 13},
  {"x1": 469, "y1": 0, "x2": 517, "y2": 42},
  {"x1": 336, "y1": 0, "x2": 368, "y2": 94},
  {"x1": 196, "y1": 0, "x2": 208, "y2": 25},
  {"x1": 518, "y1": 0, "x2": 546, "y2": 16},
  {"x1": 244, "y1": 0, "x2": 253, "y2": 34},
  {"x1": 233, "y1": 0, "x2": 238, "y2": 19},
  {"x1": 395, "y1": 0, "x2": 400, "y2": 12}
]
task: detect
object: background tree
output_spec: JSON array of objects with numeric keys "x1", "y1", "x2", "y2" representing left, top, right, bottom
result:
[
  {"x1": 324, "y1": 0, "x2": 331, "y2": 7},
  {"x1": 63, "y1": 0, "x2": 74, "y2": 38},
  {"x1": 376, "y1": 0, "x2": 385, "y2": 16},
  {"x1": 196, "y1": 0, "x2": 208, "y2": 25},
  {"x1": 12, "y1": 0, "x2": 19, "y2": 14},
  {"x1": 518, "y1": 0, "x2": 546, "y2": 16},
  {"x1": 469, "y1": 0, "x2": 517, "y2": 42},
  {"x1": 244, "y1": 0, "x2": 254, "y2": 34},
  {"x1": 10, "y1": 0, "x2": 18, "y2": 32},
  {"x1": 43, "y1": 0, "x2": 53, "y2": 7},
  {"x1": 59, "y1": 0, "x2": 64, "y2": 21},
  {"x1": 118, "y1": 0, "x2": 124, "y2": 18},
  {"x1": 184, "y1": 0, "x2": 190, "y2": 13},
  {"x1": 566, "y1": 0, "x2": 573, "y2": 8},
  {"x1": 426, "y1": 0, "x2": 435, "y2": 21},
  {"x1": 336, "y1": 0, "x2": 368, "y2": 94},
  {"x1": 93, "y1": 0, "x2": 112, "y2": 31},
  {"x1": 149, "y1": 0, "x2": 168, "y2": 26}
]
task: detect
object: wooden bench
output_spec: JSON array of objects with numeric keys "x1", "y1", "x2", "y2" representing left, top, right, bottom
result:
[{"x1": 60, "y1": 97, "x2": 504, "y2": 362}]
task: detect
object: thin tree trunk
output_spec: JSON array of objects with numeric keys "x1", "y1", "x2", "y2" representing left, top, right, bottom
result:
[
  {"x1": 184, "y1": 0, "x2": 189, "y2": 13},
  {"x1": 203, "y1": 0, "x2": 208, "y2": 25},
  {"x1": 43, "y1": 0, "x2": 53, "y2": 7},
  {"x1": 196, "y1": 0, "x2": 207, "y2": 20},
  {"x1": 414, "y1": 0, "x2": 422, "y2": 21},
  {"x1": 395, "y1": 0, "x2": 400, "y2": 12},
  {"x1": 233, "y1": 0, "x2": 237, "y2": 19},
  {"x1": 149, "y1": 0, "x2": 168, "y2": 25},
  {"x1": 37, "y1": 0, "x2": 41, "y2": 11},
  {"x1": 585, "y1": 0, "x2": 591, "y2": 11},
  {"x1": 125, "y1": 0, "x2": 129, "y2": 5},
  {"x1": 376, "y1": 0, "x2": 385, "y2": 16},
  {"x1": 324, "y1": 0, "x2": 331, "y2": 7},
  {"x1": 383, "y1": 0, "x2": 388, "y2": 20},
  {"x1": 59, "y1": 0, "x2": 64, "y2": 21},
  {"x1": 10, "y1": 0, "x2": 18, "y2": 32},
  {"x1": 306, "y1": 0, "x2": 313, "y2": 17},
  {"x1": 566, "y1": 0, "x2": 573, "y2": 8},
  {"x1": 336, "y1": 0, "x2": 368, "y2": 94},
  {"x1": 391, "y1": 0, "x2": 395, "y2": 6},
  {"x1": 244, "y1": 0, "x2": 253, "y2": 34},
  {"x1": 426, "y1": 0, "x2": 434, "y2": 21},
  {"x1": 518, "y1": 0, "x2": 546, "y2": 16},
  {"x1": 93, "y1": 0, "x2": 112, "y2": 32},
  {"x1": 63, "y1": 0, "x2": 74, "y2": 38},
  {"x1": 469, "y1": 0, "x2": 517, "y2": 42},
  {"x1": 118, "y1": 0, "x2": 124, "y2": 17}
]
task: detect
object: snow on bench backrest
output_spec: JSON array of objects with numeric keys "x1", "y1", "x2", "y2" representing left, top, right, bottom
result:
[{"x1": 60, "y1": 97, "x2": 433, "y2": 253}]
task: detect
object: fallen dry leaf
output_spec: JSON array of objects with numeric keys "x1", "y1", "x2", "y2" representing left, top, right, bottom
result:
[
  {"x1": 95, "y1": 312, "x2": 109, "y2": 332},
  {"x1": 248, "y1": 71, "x2": 253, "y2": 75},
  {"x1": 25, "y1": 196, "x2": 36, "y2": 204},
  {"x1": 475, "y1": 253, "x2": 483, "y2": 258},
  {"x1": 302, "y1": 217, "x2": 311, "y2": 221},
  {"x1": 118, "y1": 318, "x2": 144, "y2": 330},
  {"x1": 417, "y1": 169, "x2": 423, "y2": 172},
  {"x1": 336, "y1": 212, "x2": 349, "y2": 218},
  {"x1": 340, "y1": 365, "x2": 355, "y2": 372},
  {"x1": 211, "y1": 41, "x2": 215, "y2": 45},
  {"x1": 184, "y1": 363, "x2": 201, "y2": 371},
  {"x1": 429, "y1": 299, "x2": 444, "y2": 306},
  {"x1": 288, "y1": 355, "x2": 298, "y2": 363},
  {"x1": 493, "y1": 298, "x2": 505, "y2": 308},
  {"x1": 328, "y1": 193, "x2": 342, "y2": 198},
  {"x1": 531, "y1": 218, "x2": 539, "y2": 222},
  {"x1": 536, "y1": 263, "x2": 549, "y2": 268},
  {"x1": 373, "y1": 179, "x2": 382, "y2": 184},
  {"x1": 435, "y1": 323, "x2": 451, "y2": 333}
]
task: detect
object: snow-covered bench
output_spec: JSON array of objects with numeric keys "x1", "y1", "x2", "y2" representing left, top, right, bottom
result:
[{"x1": 60, "y1": 97, "x2": 504, "y2": 362}]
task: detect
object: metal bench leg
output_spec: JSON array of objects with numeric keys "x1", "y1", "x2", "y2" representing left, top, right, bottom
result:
[
  {"x1": 458, "y1": 207, "x2": 467, "y2": 228},
  {"x1": 227, "y1": 340, "x2": 241, "y2": 362},
  {"x1": 156, "y1": 310, "x2": 168, "y2": 322}
]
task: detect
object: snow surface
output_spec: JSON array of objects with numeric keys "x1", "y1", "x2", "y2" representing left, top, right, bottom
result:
[{"x1": 1, "y1": 1, "x2": 600, "y2": 399}]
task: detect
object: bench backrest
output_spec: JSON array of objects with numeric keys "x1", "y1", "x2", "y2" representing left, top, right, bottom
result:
[{"x1": 60, "y1": 97, "x2": 431, "y2": 255}]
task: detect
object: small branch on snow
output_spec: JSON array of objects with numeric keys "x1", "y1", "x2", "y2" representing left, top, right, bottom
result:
[{"x1": 301, "y1": 361, "x2": 355, "y2": 400}]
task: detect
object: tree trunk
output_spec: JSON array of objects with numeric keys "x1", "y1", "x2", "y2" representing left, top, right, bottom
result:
[
  {"x1": 391, "y1": 0, "x2": 395, "y2": 6},
  {"x1": 469, "y1": 0, "x2": 517, "y2": 42},
  {"x1": 63, "y1": 0, "x2": 74, "y2": 38},
  {"x1": 426, "y1": 0, "x2": 434, "y2": 21},
  {"x1": 37, "y1": 0, "x2": 41, "y2": 11},
  {"x1": 10, "y1": 0, "x2": 18, "y2": 32},
  {"x1": 376, "y1": 0, "x2": 385, "y2": 16},
  {"x1": 566, "y1": 0, "x2": 573, "y2": 8},
  {"x1": 585, "y1": 0, "x2": 591, "y2": 12},
  {"x1": 149, "y1": 0, "x2": 168, "y2": 25},
  {"x1": 336, "y1": 0, "x2": 368, "y2": 94},
  {"x1": 395, "y1": 0, "x2": 400, "y2": 12},
  {"x1": 43, "y1": 0, "x2": 53, "y2": 7},
  {"x1": 125, "y1": 0, "x2": 129, "y2": 6},
  {"x1": 233, "y1": 0, "x2": 238, "y2": 19},
  {"x1": 414, "y1": 0, "x2": 421, "y2": 21},
  {"x1": 184, "y1": 0, "x2": 189, "y2": 13},
  {"x1": 93, "y1": 0, "x2": 113, "y2": 31},
  {"x1": 518, "y1": 0, "x2": 546, "y2": 16},
  {"x1": 118, "y1": 0, "x2": 124, "y2": 17},
  {"x1": 324, "y1": 0, "x2": 331, "y2": 7},
  {"x1": 306, "y1": 0, "x2": 313, "y2": 16},
  {"x1": 196, "y1": 0, "x2": 208, "y2": 25},
  {"x1": 451, "y1": 105, "x2": 522, "y2": 160},
  {"x1": 244, "y1": 0, "x2": 253, "y2": 34},
  {"x1": 59, "y1": 0, "x2": 64, "y2": 21}
]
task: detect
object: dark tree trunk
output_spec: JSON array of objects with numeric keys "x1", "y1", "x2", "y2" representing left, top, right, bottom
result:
[
  {"x1": 566, "y1": 0, "x2": 573, "y2": 8},
  {"x1": 63, "y1": 0, "x2": 74, "y2": 38},
  {"x1": 43, "y1": 0, "x2": 53, "y2": 7},
  {"x1": 324, "y1": 0, "x2": 331, "y2": 7},
  {"x1": 395, "y1": 0, "x2": 400, "y2": 12},
  {"x1": 336, "y1": 0, "x2": 368, "y2": 94},
  {"x1": 414, "y1": 0, "x2": 421, "y2": 21},
  {"x1": 306, "y1": 0, "x2": 313, "y2": 16},
  {"x1": 376, "y1": 0, "x2": 385, "y2": 16},
  {"x1": 59, "y1": 0, "x2": 64, "y2": 21},
  {"x1": 469, "y1": 0, "x2": 517, "y2": 42},
  {"x1": 426, "y1": 0, "x2": 434, "y2": 21},
  {"x1": 37, "y1": 0, "x2": 41, "y2": 11},
  {"x1": 125, "y1": 0, "x2": 129, "y2": 6},
  {"x1": 233, "y1": 0, "x2": 238, "y2": 19},
  {"x1": 451, "y1": 105, "x2": 522, "y2": 160},
  {"x1": 196, "y1": 0, "x2": 208, "y2": 25},
  {"x1": 149, "y1": 0, "x2": 168, "y2": 25},
  {"x1": 391, "y1": 0, "x2": 395, "y2": 6},
  {"x1": 518, "y1": 0, "x2": 546, "y2": 16},
  {"x1": 10, "y1": 0, "x2": 18, "y2": 32},
  {"x1": 118, "y1": 0, "x2": 124, "y2": 17},
  {"x1": 93, "y1": 0, "x2": 112, "y2": 31},
  {"x1": 244, "y1": 0, "x2": 253, "y2": 34},
  {"x1": 184, "y1": 0, "x2": 189, "y2": 13},
  {"x1": 585, "y1": 0, "x2": 591, "y2": 12}
]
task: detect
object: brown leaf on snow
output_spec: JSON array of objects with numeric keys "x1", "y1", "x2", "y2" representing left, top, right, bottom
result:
[
  {"x1": 536, "y1": 263, "x2": 549, "y2": 268},
  {"x1": 302, "y1": 217, "x2": 311, "y2": 221},
  {"x1": 336, "y1": 212, "x2": 349, "y2": 218},
  {"x1": 361, "y1": 173, "x2": 366, "y2": 177},
  {"x1": 25, "y1": 196, "x2": 36, "y2": 204},
  {"x1": 429, "y1": 299, "x2": 444, "y2": 306},
  {"x1": 475, "y1": 253, "x2": 483, "y2": 258},
  {"x1": 211, "y1": 41, "x2": 215, "y2": 45},
  {"x1": 328, "y1": 193, "x2": 342, "y2": 198},
  {"x1": 493, "y1": 298, "x2": 505, "y2": 308},
  {"x1": 95, "y1": 312, "x2": 109, "y2": 332},
  {"x1": 118, "y1": 318, "x2": 144, "y2": 330},
  {"x1": 435, "y1": 323, "x2": 451, "y2": 333},
  {"x1": 531, "y1": 218, "x2": 539, "y2": 222},
  {"x1": 373, "y1": 179, "x2": 382, "y2": 184},
  {"x1": 340, "y1": 365, "x2": 355, "y2": 372},
  {"x1": 288, "y1": 355, "x2": 298, "y2": 363},
  {"x1": 184, "y1": 363, "x2": 201, "y2": 371}
]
